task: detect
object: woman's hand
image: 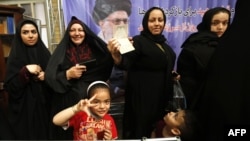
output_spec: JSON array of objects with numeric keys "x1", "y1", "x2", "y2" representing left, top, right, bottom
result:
[
  {"x1": 26, "y1": 64, "x2": 42, "y2": 75},
  {"x1": 37, "y1": 71, "x2": 45, "y2": 81},
  {"x1": 26, "y1": 64, "x2": 46, "y2": 81},
  {"x1": 172, "y1": 71, "x2": 181, "y2": 81},
  {"x1": 66, "y1": 65, "x2": 86, "y2": 80},
  {"x1": 107, "y1": 38, "x2": 122, "y2": 65}
]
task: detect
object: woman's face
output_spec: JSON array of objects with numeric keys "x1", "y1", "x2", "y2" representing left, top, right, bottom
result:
[
  {"x1": 210, "y1": 12, "x2": 230, "y2": 37},
  {"x1": 89, "y1": 88, "x2": 111, "y2": 118},
  {"x1": 21, "y1": 24, "x2": 38, "y2": 46},
  {"x1": 69, "y1": 23, "x2": 85, "y2": 45},
  {"x1": 147, "y1": 9, "x2": 165, "y2": 35}
]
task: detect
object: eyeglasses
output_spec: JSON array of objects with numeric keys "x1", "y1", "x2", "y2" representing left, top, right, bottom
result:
[{"x1": 105, "y1": 18, "x2": 129, "y2": 25}]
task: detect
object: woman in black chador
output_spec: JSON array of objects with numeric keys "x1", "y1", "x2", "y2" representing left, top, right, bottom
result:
[
  {"x1": 4, "y1": 19, "x2": 51, "y2": 139},
  {"x1": 198, "y1": 0, "x2": 250, "y2": 140},
  {"x1": 108, "y1": 7, "x2": 176, "y2": 139},
  {"x1": 177, "y1": 7, "x2": 231, "y2": 110},
  {"x1": 45, "y1": 16, "x2": 113, "y2": 140}
]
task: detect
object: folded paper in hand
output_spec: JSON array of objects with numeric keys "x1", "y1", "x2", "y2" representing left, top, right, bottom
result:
[{"x1": 113, "y1": 25, "x2": 134, "y2": 54}]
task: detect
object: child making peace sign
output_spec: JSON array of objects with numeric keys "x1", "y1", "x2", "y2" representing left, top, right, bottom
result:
[{"x1": 53, "y1": 81, "x2": 118, "y2": 140}]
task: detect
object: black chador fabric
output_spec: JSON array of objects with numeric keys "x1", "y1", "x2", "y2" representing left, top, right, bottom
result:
[
  {"x1": 45, "y1": 16, "x2": 113, "y2": 140},
  {"x1": 121, "y1": 7, "x2": 176, "y2": 139},
  {"x1": 4, "y1": 19, "x2": 51, "y2": 139},
  {"x1": 197, "y1": 0, "x2": 250, "y2": 140},
  {"x1": 176, "y1": 7, "x2": 231, "y2": 110}
]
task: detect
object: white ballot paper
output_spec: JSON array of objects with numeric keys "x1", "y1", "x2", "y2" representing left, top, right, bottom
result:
[{"x1": 113, "y1": 25, "x2": 134, "y2": 54}]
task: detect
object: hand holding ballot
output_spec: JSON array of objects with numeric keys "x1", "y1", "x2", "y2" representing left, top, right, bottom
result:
[
  {"x1": 112, "y1": 24, "x2": 134, "y2": 54},
  {"x1": 107, "y1": 38, "x2": 123, "y2": 65},
  {"x1": 108, "y1": 24, "x2": 134, "y2": 65}
]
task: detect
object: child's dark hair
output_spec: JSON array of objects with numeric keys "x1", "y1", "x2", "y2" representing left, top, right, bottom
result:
[
  {"x1": 87, "y1": 81, "x2": 111, "y2": 98},
  {"x1": 179, "y1": 110, "x2": 202, "y2": 141}
]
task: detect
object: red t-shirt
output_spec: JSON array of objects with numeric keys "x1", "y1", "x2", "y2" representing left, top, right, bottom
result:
[{"x1": 69, "y1": 111, "x2": 118, "y2": 141}]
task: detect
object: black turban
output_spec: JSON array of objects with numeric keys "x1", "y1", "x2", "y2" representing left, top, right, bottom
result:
[{"x1": 92, "y1": 0, "x2": 132, "y2": 24}]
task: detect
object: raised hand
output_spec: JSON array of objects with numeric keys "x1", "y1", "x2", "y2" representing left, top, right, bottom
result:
[
  {"x1": 107, "y1": 38, "x2": 122, "y2": 65},
  {"x1": 73, "y1": 94, "x2": 97, "y2": 116}
]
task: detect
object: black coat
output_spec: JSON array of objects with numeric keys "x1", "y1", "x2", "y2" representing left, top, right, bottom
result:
[
  {"x1": 122, "y1": 34, "x2": 176, "y2": 139},
  {"x1": 4, "y1": 19, "x2": 51, "y2": 139},
  {"x1": 177, "y1": 31, "x2": 219, "y2": 109},
  {"x1": 45, "y1": 16, "x2": 113, "y2": 140},
  {"x1": 198, "y1": 0, "x2": 250, "y2": 140},
  {"x1": 120, "y1": 7, "x2": 176, "y2": 139}
]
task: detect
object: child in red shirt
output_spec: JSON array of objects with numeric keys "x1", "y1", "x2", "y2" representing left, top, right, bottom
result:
[{"x1": 53, "y1": 81, "x2": 118, "y2": 140}]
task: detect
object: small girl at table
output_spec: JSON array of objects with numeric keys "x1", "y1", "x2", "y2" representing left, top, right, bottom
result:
[{"x1": 53, "y1": 81, "x2": 118, "y2": 140}]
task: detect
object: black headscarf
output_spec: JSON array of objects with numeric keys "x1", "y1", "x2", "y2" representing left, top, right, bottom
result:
[
  {"x1": 4, "y1": 19, "x2": 51, "y2": 139},
  {"x1": 5, "y1": 19, "x2": 51, "y2": 86},
  {"x1": 181, "y1": 7, "x2": 231, "y2": 48},
  {"x1": 45, "y1": 17, "x2": 114, "y2": 140},
  {"x1": 45, "y1": 16, "x2": 113, "y2": 93},
  {"x1": 197, "y1": 0, "x2": 250, "y2": 140},
  {"x1": 197, "y1": 7, "x2": 231, "y2": 32},
  {"x1": 92, "y1": 0, "x2": 132, "y2": 24},
  {"x1": 140, "y1": 7, "x2": 167, "y2": 44}
]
